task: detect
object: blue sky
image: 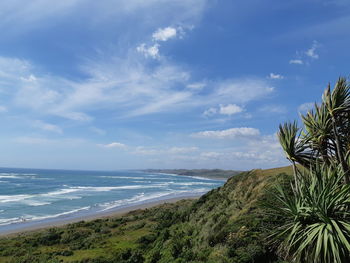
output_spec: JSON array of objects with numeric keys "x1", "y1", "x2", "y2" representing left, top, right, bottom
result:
[{"x1": 0, "y1": 0, "x2": 348, "y2": 170}]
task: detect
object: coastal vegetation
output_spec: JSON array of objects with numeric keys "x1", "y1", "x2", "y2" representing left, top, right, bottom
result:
[
  {"x1": 0, "y1": 166, "x2": 293, "y2": 263},
  {"x1": 274, "y1": 77, "x2": 350, "y2": 262}
]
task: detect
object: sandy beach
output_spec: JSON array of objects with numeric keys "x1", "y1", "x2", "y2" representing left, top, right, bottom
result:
[{"x1": 0, "y1": 195, "x2": 200, "y2": 237}]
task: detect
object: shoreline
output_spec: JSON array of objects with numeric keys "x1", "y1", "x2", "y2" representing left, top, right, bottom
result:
[
  {"x1": 0, "y1": 195, "x2": 200, "y2": 237},
  {"x1": 147, "y1": 171, "x2": 229, "y2": 181}
]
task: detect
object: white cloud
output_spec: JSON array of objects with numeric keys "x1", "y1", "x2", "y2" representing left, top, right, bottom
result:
[
  {"x1": 33, "y1": 120, "x2": 63, "y2": 134},
  {"x1": 290, "y1": 41, "x2": 320, "y2": 65},
  {"x1": 305, "y1": 41, "x2": 319, "y2": 59},
  {"x1": 191, "y1": 127, "x2": 260, "y2": 139},
  {"x1": 298, "y1": 102, "x2": 314, "y2": 113},
  {"x1": 136, "y1": 43, "x2": 160, "y2": 59},
  {"x1": 165, "y1": 133, "x2": 286, "y2": 169},
  {"x1": 203, "y1": 107, "x2": 217, "y2": 117},
  {"x1": 216, "y1": 78, "x2": 274, "y2": 103},
  {"x1": 200, "y1": 151, "x2": 222, "y2": 159},
  {"x1": 289, "y1": 59, "x2": 303, "y2": 65},
  {"x1": 152, "y1": 27, "x2": 177, "y2": 41},
  {"x1": 133, "y1": 146, "x2": 160, "y2": 155},
  {"x1": 268, "y1": 73, "x2": 284, "y2": 79},
  {"x1": 186, "y1": 82, "x2": 206, "y2": 90},
  {"x1": 98, "y1": 142, "x2": 126, "y2": 149},
  {"x1": 259, "y1": 105, "x2": 287, "y2": 114},
  {"x1": 0, "y1": 53, "x2": 277, "y2": 123},
  {"x1": 219, "y1": 104, "x2": 243, "y2": 115},
  {"x1": 132, "y1": 146, "x2": 198, "y2": 156},
  {"x1": 168, "y1": 146, "x2": 198, "y2": 154},
  {"x1": 14, "y1": 136, "x2": 84, "y2": 145}
]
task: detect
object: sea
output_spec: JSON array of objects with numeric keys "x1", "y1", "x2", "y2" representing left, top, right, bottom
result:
[{"x1": 0, "y1": 168, "x2": 224, "y2": 234}]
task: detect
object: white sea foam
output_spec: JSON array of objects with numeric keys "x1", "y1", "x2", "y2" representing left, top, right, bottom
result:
[
  {"x1": 0, "y1": 185, "x2": 164, "y2": 205},
  {"x1": 0, "y1": 172, "x2": 41, "y2": 180},
  {"x1": 0, "y1": 175, "x2": 22, "y2": 179},
  {"x1": 99, "y1": 192, "x2": 172, "y2": 212},
  {"x1": 0, "y1": 188, "x2": 212, "y2": 227},
  {"x1": 21, "y1": 200, "x2": 51, "y2": 207},
  {"x1": 187, "y1": 176, "x2": 218, "y2": 181},
  {"x1": 0, "y1": 206, "x2": 91, "y2": 226},
  {"x1": 98, "y1": 188, "x2": 210, "y2": 212},
  {"x1": 100, "y1": 176, "x2": 147, "y2": 180},
  {"x1": 0, "y1": 217, "x2": 22, "y2": 226},
  {"x1": 27, "y1": 206, "x2": 91, "y2": 222},
  {"x1": 168, "y1": 182, "x2": 217, "y2": 186},
  {"x1": 69, "y1": 185, "x2": 168, "y2": 191},
  {"x1": 0, "y1": 194, "x2": 32, "y2": 203}
]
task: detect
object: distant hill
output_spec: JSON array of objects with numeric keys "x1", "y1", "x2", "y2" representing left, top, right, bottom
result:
[
  {"x1": 144, "y1": 169, "x2": 243, "y2": 180},
  {"x1": 0, "y1": 166, "x2": 293, "y2": 263}
]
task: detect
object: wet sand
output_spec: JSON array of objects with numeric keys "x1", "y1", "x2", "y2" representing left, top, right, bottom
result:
[{"x1": 0, "y1": 195, "x2": 200, "y2": 237}]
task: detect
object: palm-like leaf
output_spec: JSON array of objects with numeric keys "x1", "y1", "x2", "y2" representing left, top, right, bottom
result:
[
  {"x1": 270, "y1": 165, "x2": 350, "y2": 263},
  {"x1": 277, "y1": 121, "x2": 312, "y2": 168},
  {"x1": 322, "y1": 78, "x2": 350, "y2": 182},
  {"x1": 301, "y1": 103, "x2": 334, "y2": 164},
  {"x1": 323, "y1": 78, "x2": 350, "y2": 117}
]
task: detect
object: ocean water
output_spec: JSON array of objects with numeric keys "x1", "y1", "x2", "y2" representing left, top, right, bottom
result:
[{"x1": 0, "y1": 168, "x2": 224, "y2": 233}]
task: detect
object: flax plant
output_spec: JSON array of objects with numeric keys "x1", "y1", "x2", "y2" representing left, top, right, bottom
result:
[
  {"x1": 273, "y1": 77, "x2": 350, "y2": 262},
  {"x1": 272, "y1": 165, "x2": 350, "y2": 263}
]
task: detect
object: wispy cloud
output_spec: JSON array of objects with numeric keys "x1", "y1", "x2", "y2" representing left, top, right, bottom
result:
[
  {"x1": 305, "y1": 41, "x2": 319, "y2": 59},
  {"x1": 298, "y1": 102, "x2": 314, "y2": 113},
  {"x1": 289, "y1": 41, "x2": 320, "y2": 65},
  {"x1": 186, "y1": 82, "x2": 206, "y2": 90},
  {"x1": 191, "y1": 127, "x2": 260, "y2": 139},
  {"x1": 0, "y1": 106, "x2": 7, "y2": 112},
  {"x1": 289, "y1": 59, "x2": 303, "y2": 65},
  {"x1": 168, "y1": 146, "x2": 198, "y2": 154},
  {"x1": 98, "y1": 142, "x2": 127, "y2": 149},
  {"x1": 0, "y1": 0, "x2": 207, "y2": 36},
  {"x1": 132, "y1": 146, "x2": 198, "y2": 156},
  {"x1": 136, "y1": 44, "x2": 160, "y2": 59},
  {"x1": 259, "y1": 105, "x2": 287, "y2": 114},
  {"x1": 203, "y1": 104, "x2": 244, "y2": 117},
  {"x1": 219, "y1": 104, "x2": 243, "y2": 115},
  {"x1": 203, "y1": 107, "x2": 217, "y2": 117},
  {"x1": 89, "y1": 127, "x2": 106, "y2": 135},
  {"x1": 152, "y1": 27, "x2": 178, "y2": 41},
  {"x1": 268, "y1": 73, "x2": 284, "y2": 79},
  {"x1": 216, "y1": 78, "x2": 274, "y2": 103},
  {"x1": 33, "y1": 120, "x2": 63, "y2": 134},
  {"x1": 14, "y1": 136, "x2": 85, "y2": 146},
  {"x1": 0, "y1": 51, "x2": 276, "y2": 122}
]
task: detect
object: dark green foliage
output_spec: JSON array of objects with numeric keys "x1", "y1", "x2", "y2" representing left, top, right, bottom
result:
[{"x1": 276, "y1": 78, "x2": 350, "y2": 262}]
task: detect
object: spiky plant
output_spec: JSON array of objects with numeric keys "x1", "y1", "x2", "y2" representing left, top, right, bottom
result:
[
  {"x1": 277, "y1": 121, "x2": 312, "y2": 187},
  {"x1": 277, "y1": 77, "x2": 350, "y2": 184},
  {"x1": 273, "y1": 77, "x2": 350, "y2": 262},
  {"x1": 271, "y1": 165, "x2": 350, "y2": 263}
]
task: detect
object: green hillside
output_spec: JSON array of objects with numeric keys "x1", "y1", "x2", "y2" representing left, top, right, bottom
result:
[{"x1": 0, "y1": 166, "x2": 293, "y2": 263}]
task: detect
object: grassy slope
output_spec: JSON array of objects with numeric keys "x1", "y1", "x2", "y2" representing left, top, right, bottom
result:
[{"x1": 0, "y1": 166, "x2": 292, "y2": 263}]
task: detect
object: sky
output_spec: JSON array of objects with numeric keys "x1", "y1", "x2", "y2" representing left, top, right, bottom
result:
[{"x1": 0, "y1": 0, "x2": 348, "y2": 170}]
